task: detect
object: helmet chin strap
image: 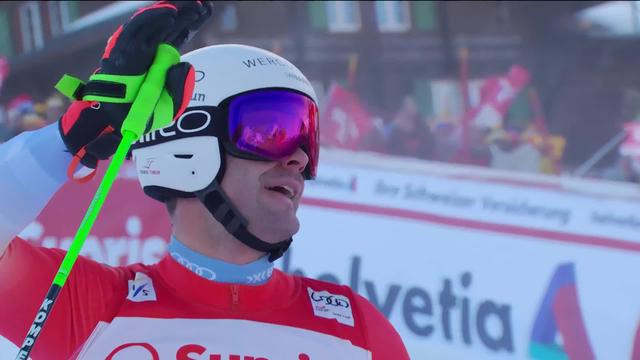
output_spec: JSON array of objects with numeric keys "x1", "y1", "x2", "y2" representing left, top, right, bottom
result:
[{"x1": 195, "y1": 181, "x2": 292, "y2": 262}]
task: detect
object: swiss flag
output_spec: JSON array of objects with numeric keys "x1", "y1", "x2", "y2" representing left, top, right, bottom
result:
[
  {"x1": 320, "y1": 82, "x2": 372, "y2": 150},
  {"x1": 469, "y1": 65, "x2": 531, "y2": 128},
  {"x1": 620, "y1": 122, "x2": 640, "y2": 158}
]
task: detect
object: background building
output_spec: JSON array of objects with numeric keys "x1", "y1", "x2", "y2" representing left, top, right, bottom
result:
[{"x1": 1, "y1": 1, "x2": 638, "y2": 180}]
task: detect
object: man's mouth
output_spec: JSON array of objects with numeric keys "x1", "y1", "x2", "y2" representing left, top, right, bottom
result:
[{"x1": 267, "y1": 185, "x2": 295, "y2": 199}]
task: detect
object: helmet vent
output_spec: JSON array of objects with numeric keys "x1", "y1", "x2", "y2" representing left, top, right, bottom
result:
[{"x1": 174, "y1": 154, "x2": 194, "y2": 159}]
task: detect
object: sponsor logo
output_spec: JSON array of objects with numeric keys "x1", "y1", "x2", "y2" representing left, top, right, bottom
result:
[
  {"x1": 309, "y1": 290, "x2": 350, "y2": 308},
  {"x1": 242, "y1": 57, "x2": 288, "y2": 68},
  {"x1": 127, "y1": 272, "x2": 157, "y2": 302},
  {"x1": 285, "y1": 72, "x2": 311, "y2": 86},
  {"x1": 135, "y1": 108, "x2": 213, "y2": 144},
  {"x1": 191, "y1": 92, "x2": 206, "y2": 102},
  {"x1": 247, "y1": 267, "x2": 273, "y2": 284},
  {"x1": 171, "y1": 252, "x2": 217, "y2": 280},
  {"x1": 307, "y1": 175, "x2": 357, "y2": 193},
  {"x1": 106, "y1": 342, "x2": 159, "y2": 360},
  {"x1": 139, "y1": 157, "x2": 160, "y2": 175},
  {"x1": 16, "y1": 297, "x2": 54, "y2": 359},
  {"x1": 307, "y1": 287, "x2": 354, "y2": 326},
  {"x1": 20, "y1": 217, "x2": 168, "y2": 267},
  {"x1": 195, "y1": 70, "x2": 205, "y2": 82},
  {"x1": 106, "y1": 342, "x2": 312, "y2": 360},
  {"x1": 143, "y1": 158, "x2": 155, "y2": 169},
  {"x1": 285, "y1": 252, "x2": 514, "y2": 352},
  {"x1": 528, "y1": 263, "x2": 594, "y2": 359}
]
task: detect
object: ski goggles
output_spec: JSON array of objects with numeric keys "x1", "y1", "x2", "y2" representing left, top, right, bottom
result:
[{"x1": 220, "y1": 88, "x2": 319, "y2": 179}]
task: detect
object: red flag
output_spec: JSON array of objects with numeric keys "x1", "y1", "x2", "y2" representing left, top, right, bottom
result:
[
  {"x1": 456, "y1": 65, "x2": 531, "y2": 164},
  {"x1": 620, "y1": 122, "x2": 640, "y2": 158},
  {"x1": 320, "y1": 82, "x2": 372, "y2": 150},
  {"x1": 468, "y1": 65, "x2": 531, "y2": 128}
]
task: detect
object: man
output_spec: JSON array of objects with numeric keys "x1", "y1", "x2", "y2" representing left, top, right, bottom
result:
[{"x1": 0, "y1": 1, "x2": 409, "y2": 359}]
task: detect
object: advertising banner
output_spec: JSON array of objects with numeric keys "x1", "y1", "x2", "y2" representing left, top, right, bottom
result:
[{"x1": 15, "y1": 151, "x2": 640, "y2": 359}]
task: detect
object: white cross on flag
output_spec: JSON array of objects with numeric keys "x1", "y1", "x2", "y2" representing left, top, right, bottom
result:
[
  {"x1": 469, "y1": 65, "x2": 530, "y2": 128},
  {"x1": 320, "y1": 82, "x2": 372, "y2": 150}
]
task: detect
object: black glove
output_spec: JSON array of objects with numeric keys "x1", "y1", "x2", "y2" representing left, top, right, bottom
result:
[{"x1": 58, "y1": 1, "x2": 212, "y2": 174}]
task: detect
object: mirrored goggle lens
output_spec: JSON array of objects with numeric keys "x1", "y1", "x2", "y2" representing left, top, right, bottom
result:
[{"x1": 228, "y1": 89, "x2": 319, "y2": 178}]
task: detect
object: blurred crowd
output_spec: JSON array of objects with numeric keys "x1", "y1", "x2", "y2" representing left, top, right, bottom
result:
[
  {"x1": 355, "y1": 92, "x2": 640, "y2": 183},
  {"x1": 1, "y1": 88, "x2": 638, "y2": 184},
  {"x1": 0, "y1": 93, "x2": 68, "y2": 142},
  {"x1": 359, "y1": 94, "x2": 565, "y2": 173}
]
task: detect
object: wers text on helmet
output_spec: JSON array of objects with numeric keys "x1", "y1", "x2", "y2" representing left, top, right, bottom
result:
[{"x1": 131, "y1": 44, "x2": 319, "y2": 261}]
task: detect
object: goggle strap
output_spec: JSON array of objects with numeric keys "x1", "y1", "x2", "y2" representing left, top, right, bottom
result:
[{"x1": 197, "y1": 181, "x2": 292, "y2": 262}]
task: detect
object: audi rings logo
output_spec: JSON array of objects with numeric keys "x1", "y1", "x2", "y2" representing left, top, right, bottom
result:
[
  {"x1": 171, "y1": 252, "x2": 217, "y2": 280},
  {"x1": 195, "y1": 70, "x2": 205, "y2": 82},
  {"x1": 309, "y1": 290, "x2": 350, "y2": 308}
]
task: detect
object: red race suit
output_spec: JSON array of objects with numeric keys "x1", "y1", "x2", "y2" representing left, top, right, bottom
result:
[{"x1": 0, "y1": 238, "x2": 409, "y2": 360}]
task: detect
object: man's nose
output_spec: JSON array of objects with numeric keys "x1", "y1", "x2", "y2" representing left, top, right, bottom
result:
[{"x1": 281, "y1": 147, "x2": 309, "y2": 174}]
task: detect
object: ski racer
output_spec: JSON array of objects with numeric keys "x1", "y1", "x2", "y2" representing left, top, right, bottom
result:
[{"x1": 0, "y1": 1, "x2": 410, "y2": 359}]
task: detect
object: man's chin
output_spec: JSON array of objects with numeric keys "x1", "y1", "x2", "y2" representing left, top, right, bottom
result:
[{"x1": 249, "y1": 219, "x2": 299, "y2": 243}]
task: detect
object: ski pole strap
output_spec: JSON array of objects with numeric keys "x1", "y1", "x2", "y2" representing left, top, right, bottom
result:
[
  {"x1": 82, "y1": 73, "x2": 147, "y2": 103},
  {"x1": 54, "y1": 74, "x2": 85, "y2": 100},
  {"x1": 55, "y1": 73, "x2": 146, "y2": 103},
  {"x1": 55, "y1": 43, "x2": 180, "y2": 136}
]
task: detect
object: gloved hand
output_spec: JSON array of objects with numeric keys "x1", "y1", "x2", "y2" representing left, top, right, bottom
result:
[{"x1": 57, "y1": 1, "x2": 212, "y2": 177}]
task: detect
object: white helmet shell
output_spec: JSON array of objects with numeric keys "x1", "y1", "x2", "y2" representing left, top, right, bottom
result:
[
  {"x1": 186, "y1": 44, "x2": 318, "y2": 107},
  {"x1": 131, "y1": 44, "x2": 317, "y2": 201}
]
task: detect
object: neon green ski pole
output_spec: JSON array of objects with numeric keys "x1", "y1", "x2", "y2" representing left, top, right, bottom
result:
[{"x1": 16, "y1": 43, "x2": 180, "y2": 360}]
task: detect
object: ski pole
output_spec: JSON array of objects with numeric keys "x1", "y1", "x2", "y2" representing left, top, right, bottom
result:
[{"x1": 15, "y1": 43, "x2": 181, "y2": 360}]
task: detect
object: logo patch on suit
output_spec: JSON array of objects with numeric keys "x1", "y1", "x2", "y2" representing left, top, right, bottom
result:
[
  {"x1": 307, "y1": 287, "x2": 354, "y2": 326},
  {"x1": 127, "y1": 272, "x2": 157, "y2": 302}
]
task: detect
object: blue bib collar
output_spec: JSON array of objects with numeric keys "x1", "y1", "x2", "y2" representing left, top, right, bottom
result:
[{"x1": 168, "y1": 236, "x2": 274, "y2": 285}]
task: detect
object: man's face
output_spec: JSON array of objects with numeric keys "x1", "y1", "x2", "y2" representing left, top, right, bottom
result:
[{"x1": 220, "y1": 148, "x2": 308, "y2": 243}]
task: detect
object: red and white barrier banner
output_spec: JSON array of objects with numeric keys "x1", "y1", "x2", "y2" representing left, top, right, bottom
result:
[{"x1": 18, "y1": 150, "x2": 640, "y2": 359}]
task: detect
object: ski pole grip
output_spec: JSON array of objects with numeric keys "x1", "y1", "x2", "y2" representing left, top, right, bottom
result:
[{"x1": 121, "y1": 43, "x2": 180, "y2": 138}]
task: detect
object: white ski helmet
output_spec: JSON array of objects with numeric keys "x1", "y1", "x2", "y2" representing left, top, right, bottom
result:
[{"x1": 131, "y1": 44, "x2": 319, "y2": 261}]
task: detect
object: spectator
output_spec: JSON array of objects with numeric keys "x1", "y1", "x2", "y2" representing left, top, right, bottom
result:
[
  {"x1": 360, "y1": 115, "x2": 391, "y2": 154},
  {"x1": 487, "y1": 128, "x2": 542, "y2": 173},
  {"x1": 385, "y1": 95, "x2": 435, "y2": 160},
  {"x1": 16, "y1": 113, "x2": 47, "y2": 133},
  {"x1": 44, "y1": 94, "x2": 66, "y2": 123},
  {"x1": 432, "y1": 120, "x2": 461, "y2": 162}
]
